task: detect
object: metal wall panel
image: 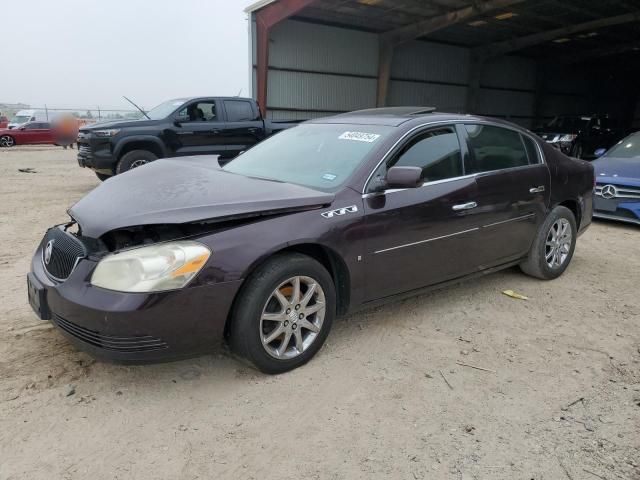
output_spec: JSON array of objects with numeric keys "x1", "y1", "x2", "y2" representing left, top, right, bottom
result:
[
  {"x1": 267, "y1": 69, "x2": 377, "y2": 111},
  {"x1": 481, "y1": 56, "x2": 536, "y2": 91},
  {"x1": 388, "y1": 80, "x2": 467, "y2": 112},
  {"x1": 391, "y1": 41, "x2": 469, "y2": 84},
  {"x1": 477, "y1": 89, "x2": 534, "y2": 116},
  {"x1": 269, "y1": 20, "x2": 379, "y2": 76}
]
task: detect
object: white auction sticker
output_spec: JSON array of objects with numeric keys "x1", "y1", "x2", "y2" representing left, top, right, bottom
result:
[{"x1": 338, "y1": 131, "x2": 381, "y2": 143}]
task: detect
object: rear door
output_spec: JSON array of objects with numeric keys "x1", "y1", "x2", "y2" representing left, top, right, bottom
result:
[
  {"x1": 461, "y1": 123, "x2": 550, "y2": 269},
  {"x1": 220, "y1": 99, "x2": 265, "y2": 157},
  {"x1": 363, "y1": 124, "x2": 483, "y2": 301}
]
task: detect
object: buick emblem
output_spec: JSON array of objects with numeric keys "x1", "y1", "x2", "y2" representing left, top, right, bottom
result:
[
  {"x1": 601, "y1": 184, "x2": 617, "y2": 200},
  {"x1": 44, "y1": 240, "x2": 54, "y2": 265}
]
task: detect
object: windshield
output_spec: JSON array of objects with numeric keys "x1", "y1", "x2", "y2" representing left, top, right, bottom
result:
[
  {"x1": 605, "y1": 133, "x2": 640, "y2": 158},
  {"x1": 223, "y1": 123, "x2": 393, "y2": 191},
  {"x1": 10, "y1": 115, "x2": 31, "y2": 124},
  {"x1": 145, "y1": 98, "x2": 187, "y2": 120},
  {"x1": 545, "y1": 116, "x2": 590, "y2": 131}
]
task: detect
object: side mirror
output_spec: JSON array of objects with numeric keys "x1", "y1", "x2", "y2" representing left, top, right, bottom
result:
[
  {"x1": 594, "y1": 148, "x2": 606, "y2": 158},
  {"x1": 173, "y1": 119, "x2": 182, "y2": 127},
  {"x1": 386, "y1": 166, "x2": 423, "y2": 189},
  {"x1": 19, "y1": 126, "x2": 26, "y2": 130}
]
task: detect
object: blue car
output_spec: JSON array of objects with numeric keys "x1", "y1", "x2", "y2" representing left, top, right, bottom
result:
[{"x1": 593, "y1": 131, "x2": 640, "y2": 225}]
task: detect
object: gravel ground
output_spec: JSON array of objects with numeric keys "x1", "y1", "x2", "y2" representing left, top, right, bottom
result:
[{"x1": 1, "y1": 146, "x2": 639, "y2": 480}]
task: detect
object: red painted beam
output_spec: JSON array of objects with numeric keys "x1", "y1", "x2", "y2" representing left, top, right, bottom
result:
[{"x1": 255, "y1": 0, "x2": 318, "y2": 117}]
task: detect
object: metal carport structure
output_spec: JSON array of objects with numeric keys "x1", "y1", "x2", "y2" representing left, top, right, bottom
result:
[{"x1": 246, "y1": 0, "x2": 640, "y2": 130}]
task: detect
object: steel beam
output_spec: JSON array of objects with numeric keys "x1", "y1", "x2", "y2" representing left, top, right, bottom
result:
[
  {"x1": 476, "y1": 11, "x2": 640, "y2": 59},
  {"x1": 376, "y1": 0, "x2": 522, "y2": 107},
  {"x1": 255, "y1": 0, "x2": 318, "y2": 117}
]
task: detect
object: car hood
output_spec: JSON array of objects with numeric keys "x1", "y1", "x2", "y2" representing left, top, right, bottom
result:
[
  {"x1": 69, "y1": 156, "x2": 335, "y2": 238},
  {"x1": 593, "y1": 156, "x2": 640, "y2": 187}
]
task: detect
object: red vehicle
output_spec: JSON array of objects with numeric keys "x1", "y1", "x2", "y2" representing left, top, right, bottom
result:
[
  {"x1": 0, "y1": 116, "x2": 8, "y2": 129},
  {"x1": 0, "y1": 122, "x2": 56, "y2": 147}
]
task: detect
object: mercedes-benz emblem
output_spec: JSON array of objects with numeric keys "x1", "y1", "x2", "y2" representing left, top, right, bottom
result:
[
  {"x1": 44, "y1": 240, "x2": 54, "y2": 265},
  {"x1": 601, "y1": 184, "x2": 617, "y2": 200}
]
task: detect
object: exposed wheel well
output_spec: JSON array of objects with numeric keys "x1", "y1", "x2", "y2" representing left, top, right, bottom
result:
[
  {"x1": 224, "y1": 244, "x2": 351, "y2": 337},
  {"x1": 557, "y1": 199, "x2": 581, "y2": 229},
  {"x1": 118, "y1": 141, "x2": 164, "y2": 160}
]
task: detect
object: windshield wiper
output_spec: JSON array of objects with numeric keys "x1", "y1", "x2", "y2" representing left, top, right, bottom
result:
[{"x1": 123, "y1": 96, "x2": 151, "y2": 120}]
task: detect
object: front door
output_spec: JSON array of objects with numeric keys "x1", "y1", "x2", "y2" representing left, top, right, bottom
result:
[
  {"x1": 460, "y1": 123, "x2": 550, "y2": 269},
  {"x1": 363, "y1": 125, "x2": 482, "y2": 301},
  {"x1": 169, "y1": 100, "x2": 226, "y2": 157}
]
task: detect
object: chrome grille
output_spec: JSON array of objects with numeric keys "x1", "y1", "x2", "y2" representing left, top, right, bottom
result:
[
  {"x1": 595, "y1": 183, "x2": 640, "y2": 199},
  {"x1": 42, "y1": 227, "x2": 87, "y2": 280}
]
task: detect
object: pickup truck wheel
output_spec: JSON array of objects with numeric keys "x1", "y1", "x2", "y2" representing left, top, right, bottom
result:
[
  {"x1": 570, "y1": 142, "x2": 583, "y2": 159},
  {"x1": 520, "y1": 206, "x2": 577, "y2": 280},
  {"x1": 0, "y1": 135, "x2": 15, "y2": 147},
  {"x1": 229, "y1": 253, "x2": 336, "y2": 374},
  {"x1": 95, "y1": 172, "x2": 112, "y2": 181},
  {"x1": 116, "y1": 150, "x2": 158, "y2": 174}
]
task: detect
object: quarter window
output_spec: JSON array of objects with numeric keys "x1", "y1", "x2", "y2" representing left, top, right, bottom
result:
[
  {"x1": 522, "y1": 135, "x2": 541, "y2": 164},
  {"x1": 388, "y1": 126, "x2": 463, "y2": 183},
  {"x1": 224, "y1": 100, "x2": 256, "y2": 122},
  {"x1": 464, "y1": 124, "x2": 529, "y2": 174}
]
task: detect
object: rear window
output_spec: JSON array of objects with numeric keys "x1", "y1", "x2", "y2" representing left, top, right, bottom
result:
[
  {"x1": 464, "y1": 124, "x2": 529, "y2": 174},
  {"x1": 224, "y1": 100, "x2": 256, "y2": 122}
]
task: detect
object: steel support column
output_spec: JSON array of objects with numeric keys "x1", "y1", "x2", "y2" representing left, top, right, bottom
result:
[{"x1": 255, "y1": 0, "x2": 318, "y2": 117}]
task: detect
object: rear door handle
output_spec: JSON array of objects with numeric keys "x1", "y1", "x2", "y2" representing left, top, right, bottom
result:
[
  {"x1": 529, "y1": 186, "x2": 545, "y2": 193},
  {"x1": 248, "y1": 127, "x2": 258, "y2": 133},
  {"x1": 211, "y1": 129, "x2": 221, "y2": 134},
  {"x1": 452, "y1": 201, "x2": 478, "y2": 211}
]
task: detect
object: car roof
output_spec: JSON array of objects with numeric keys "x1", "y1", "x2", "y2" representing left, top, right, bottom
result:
[{"x1": 308, "y1": 108, "x2": 522, "y2": 129}]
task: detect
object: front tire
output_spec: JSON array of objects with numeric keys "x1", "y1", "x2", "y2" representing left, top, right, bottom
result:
[
  {"x1": 0, "y1": 135, "x2": 15, "y2": 147},
  {"x1": 520, "y1": 206, "x2": 577, "y2": 280},
  {"x1": 229, "y1": 253, "x2": 336, "y2": 374},
  {"x1": 116, "y1": 150, "x2": 158, "y2": 174}
]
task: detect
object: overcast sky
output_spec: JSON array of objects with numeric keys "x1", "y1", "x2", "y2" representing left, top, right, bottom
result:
[{"x1": 3, "y1": 0, "x2": 256, "y2": 111}]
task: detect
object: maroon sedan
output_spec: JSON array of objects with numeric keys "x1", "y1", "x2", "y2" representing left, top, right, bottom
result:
[
  {"x1": 27, "y1": 108, "x2": 594, "y2": 373},
  {"x1": 0, "y1": 121, "x2": 56, "y2": 147}
]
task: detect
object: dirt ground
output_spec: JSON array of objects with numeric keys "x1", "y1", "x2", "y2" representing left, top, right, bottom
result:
[{"x1": 0, "y1": 146, "x2": 638, "y2": 480}]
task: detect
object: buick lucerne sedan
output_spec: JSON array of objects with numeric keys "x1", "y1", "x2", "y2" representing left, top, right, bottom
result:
[{"x1": 27, "y1": 108, "x2": 594, "y2": 373}]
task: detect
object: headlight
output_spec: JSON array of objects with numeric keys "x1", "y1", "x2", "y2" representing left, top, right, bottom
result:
[
  {"x1": 559, "y1": 134, "x2": 577, "y2": 142},
  {"x1": 91, "y1": 241, "x2": 211, "y2": 293},
  {"x1": 93, "y1": 129, "x2": 120, "y2": 137}
]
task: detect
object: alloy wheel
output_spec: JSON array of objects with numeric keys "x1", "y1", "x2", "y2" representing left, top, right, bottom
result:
[
  {"x1": 545, "y1": 218, "x2": 572, "y2": 268},
  {"x1": 260, "y1": 276, "x2": 326, "y2": 360},
  {"x1": 0, "y1": 135, "x2": 15, "y2": 147},
  {"x1": 130, "y1": 159, "x2": 149, "y2": 169}
]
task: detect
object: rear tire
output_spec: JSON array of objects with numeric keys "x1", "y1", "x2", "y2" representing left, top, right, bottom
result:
[
  {"x1": 0, "y1": 135, "x2": 15, "y2": 147},
  {"x1": 520, "y1": 205, "x2": 577, "y2": 280},
  {"x1": 116, "y1": 150, "x2": 158, "y2": 174},
  {"x1": 229, "y1": 253, "x2": 336, "y2": 374}
]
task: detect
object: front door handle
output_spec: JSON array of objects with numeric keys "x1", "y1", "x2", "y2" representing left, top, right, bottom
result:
[
  {"x1": 211, "y1": 129, "x2": 221, "y2": 134},
  {"x1": 248, "y1": 127, "x2": 258, "y2": 133},
  {"x1": 452, "y1": 201, "x2": 478, "y2": 211},
  {"x1": 529, "y1": 186, "x2": 545, "y2": 193}
]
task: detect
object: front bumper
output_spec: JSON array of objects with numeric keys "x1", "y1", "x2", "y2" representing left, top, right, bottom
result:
[
  {"x1": 593, "y1": 198, "x2": 640, "y2": 226},
  {"x1": 77, "y1": 132, "x2": 117, "y2": 174},
  {"x1": 28, "y1": 243, "x2": 243, "y2": 363}
]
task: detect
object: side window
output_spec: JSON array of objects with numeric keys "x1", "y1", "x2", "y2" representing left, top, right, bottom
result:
[
  {"x1": 388, "y1": 126, "x2": 463, "y2": 183},
  {"x1": 464, "y1": 124, "x2": 529, "y2": 174},
  {"x1": 522, "y1": 135, "x2": 541, "y2": 164},
  {"x1": 224, "y1": 100, "x2": 256, "y2": 122},
  {"x1": 24, "y1": 123, "x2": 37, "y2": 130},
  {"x1": 178, "y1": 102, "x2": 218, "y2": 122}
]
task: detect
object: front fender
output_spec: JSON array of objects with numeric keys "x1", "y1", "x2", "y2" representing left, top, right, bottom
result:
[{"x1": 113, "y1": 135, "x2": 168, "y2": 159}]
